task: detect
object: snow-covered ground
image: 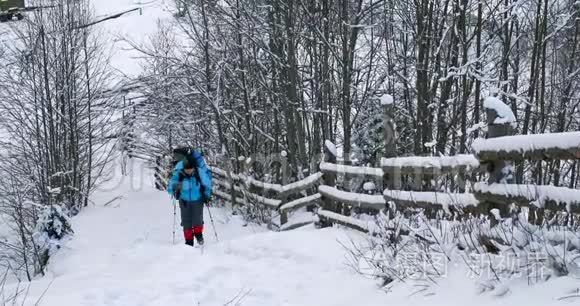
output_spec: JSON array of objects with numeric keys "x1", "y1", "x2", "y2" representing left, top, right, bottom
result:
[
  {"x1": 92, "y1": 0, "x2": 173, "y2": 78},
  {"x1": 5, "y1": 160, "x2": 579, "y2": 306},
  {"x1": 4, "y1": 159, "x2": 389, "y2": 306}
]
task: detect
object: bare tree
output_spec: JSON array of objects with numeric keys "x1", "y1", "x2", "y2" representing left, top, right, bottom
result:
[{"x1": 0, "y1": 0, "x2": 115, "y2": 278}]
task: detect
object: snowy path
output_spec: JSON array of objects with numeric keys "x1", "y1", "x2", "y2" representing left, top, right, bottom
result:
[{"x1": 12, "y1": 164, "x2": 386, "y2": 306}]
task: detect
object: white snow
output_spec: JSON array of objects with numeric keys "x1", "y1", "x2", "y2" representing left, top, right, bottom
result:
[
  {"x1": 213, "y1": 179, "x2": 281, "y2": 208},
  {"x1": 317, "y1": 209, "x2": 371, "y2": 232},
  {"x1": 472, "y1": 131, "x2": 580, "y2": 156},
  {"x1": 381, "y1": 154, "x2": 480, "y2": 171},
  {"x1": 92, "y1": 0, "x2": 173, "y2": 79},
  {"x1": 213, "y1": 178, "x2": 234, "y2": 190},
  {"x1": 324, "y1": 140, "x2": 337, "y2": 157},
  {"x1": 4, "y1": 160, "x2": 388, "y2": 306},
  {"x1": 320, "y1": 162, "x2": 384, "y2": 178},
  {"x1": 280, "y1": 193, "x2": 322, "y2": 212},
  {"x1": 6, "y1": 170, "x2": 580, "y2": 306},
  {"x1": 474, "y1": 183, "x2": 580, "y2": 212},
  {"x1": 237, "y1": 172, "x2": 322, "y2": 195},
  {"x1": 281, "y1": 172, "x2": 323, "y2": 195},
  {"x1": 209, "y1": 166, "x2": 241, "y2": 180},
  {"x1": 318, "y1": 185, "x2": 385, "y2": 208},
  {"x1": 363, "y1": 181, "x2": 376, "y2": 191},
  {"x1": 490, "y1": 208, "x2": 502, "y2": 220},
  {"x1": 247, "y1": 193, "x2": 282, "y2": 208},
  {"x1": 380, "y1": 94, "x2": 394, "y2": 106},
  {"x1": 383, "y1": 190, "x2": 479, "y2": 213},
  {"x1": 483, "y1": 97, "x2": 516, "y2": 127},
  {"x1": 424, "y1": 140, "x2": 437, "y2": 148},
  {"x1": 242, "y1": 175, "x2": 283, "y2": 193},
  {"x1": 213, "y1": 189, "x2": 249, "y2": 206},
  {"x1": 466, "y1": 122, "x2": 488, "y2": 135},
  {"x1": 3, "y1": 163, "x2": 576, "y2": 306},
  {"x1": 279, "y1": 211, "x2": 318, "y2": 231}
]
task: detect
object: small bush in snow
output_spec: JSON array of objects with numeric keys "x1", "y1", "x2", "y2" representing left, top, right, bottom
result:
[
  {"x1": 33, "y1": 205, "x2": 74, "y2": 269},
  {"x1": 348, "y1": 208, "x2": 580, "y2": 296},
  {"x1": 346, "y1": 211, "x2": 450, "y2": 289}
]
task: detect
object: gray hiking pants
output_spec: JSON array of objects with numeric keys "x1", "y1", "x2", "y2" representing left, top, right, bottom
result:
[{"x1": 179, "y1": 200, "x2": 204, "y2": 229}]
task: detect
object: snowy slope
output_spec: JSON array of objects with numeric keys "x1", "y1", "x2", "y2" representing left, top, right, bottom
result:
[
  {"x1": 91, "y1": 0, "x2": 173, "y2": 78},
  {"x1": 7, "y1": 160, "x2": 578, "y2": 306},
  {"x1": 5, "y1": 159, "x2": 388, "y2": 306}
]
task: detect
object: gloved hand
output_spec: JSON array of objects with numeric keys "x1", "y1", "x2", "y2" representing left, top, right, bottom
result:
[
  {"x1": 173, "y1": 186, "x2": 181, "y2": 199},
  {"x1": 202, "y1": 195, "x2": 211, "y2": 205}
]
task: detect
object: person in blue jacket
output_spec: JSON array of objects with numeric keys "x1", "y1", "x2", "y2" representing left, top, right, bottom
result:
[{"x1": 168, "y1": 150, "x2": 212, "y2": 246}]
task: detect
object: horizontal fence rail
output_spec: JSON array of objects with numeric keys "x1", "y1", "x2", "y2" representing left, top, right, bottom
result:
[
  {"x1": 155, "y1": 97, "x2": 580, "y2": 244},
  {"x1": 472, "y1": 131, "x2": 580, "y2": 161}
]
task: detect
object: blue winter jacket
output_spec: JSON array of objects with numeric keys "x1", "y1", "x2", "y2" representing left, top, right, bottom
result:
[{"x1": 167, "y1": 151, "x2": 212, "y2": 202}]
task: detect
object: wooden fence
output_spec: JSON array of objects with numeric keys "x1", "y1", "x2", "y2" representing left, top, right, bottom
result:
[{"x1": 204, "y1": 97, "x2": 580, "y2": 233}]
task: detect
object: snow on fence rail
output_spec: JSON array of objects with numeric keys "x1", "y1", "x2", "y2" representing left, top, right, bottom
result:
[
  {"x1": 381, "y1": 154, "x2": 480, "y2": 174},
  {"x1": 317, "y1": 209, "x2": 371, "y2": 233},
  {"x1": 280, "y1": 193, "x2": 322, "y2": 212},
  {"x1": 213, "y1": 178, "x2": 237, "y2": 191},
  {"x1": 209, "y1": 166, "x2": 240, "y2": 180},
  {"x1": 210, "y1": 167, "x2": 323, "y2": 196},
  {"x1": 318, "y1": 185, "x2": 385, "y2": 209},
  {"x1": 383, "y1": 190, "x2": 479, "y2": 214},
  {"x1": 472, "y1": 131, "x2": 580, "y2": 161},
  {"x1": 474, "y1": 183, "x2": 580, "y2": 213},
  {"x1": 280, "y1": 172, "x2": 324, "y2": 196},
  {"x1": 212, "y1": 189, "x2": 248, "y2": 206},
  {"x1": 213, "y1": 178, "x2": 282, "y2": 208},
  {"x1": 319, "y1": 162, "x2": 383, "y2": 178}
]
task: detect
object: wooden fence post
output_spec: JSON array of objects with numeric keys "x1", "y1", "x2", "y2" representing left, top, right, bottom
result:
[
  {"x1": 279, "y1": 192, "x2": 288, "y2": 225},
  {"x1": 227, "y1": 158, "x2": 238, "y2": 212},
  {"x1": 485, "y1": 109, "x2": 514, "y2": 184},
  {"x1": 383, "y1": 95, "x2": 397, "y2": 189},
  {"x1": 382, "y1": 95, "x2": 399, "y2": 216},
  {"x1": 279, "y1": 152, "x2": 289, "y2": 225},
  {"x1": 320, "y1": 141, "x2": 338, "y2": 222},
  {"x1": 478, "y1": 102, "x2": 515, "y2": 226}
]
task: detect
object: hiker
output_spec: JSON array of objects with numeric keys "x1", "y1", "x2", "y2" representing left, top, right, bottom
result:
[{"x1": 167, "y1": 149, "x2": 213, "y2": 246}]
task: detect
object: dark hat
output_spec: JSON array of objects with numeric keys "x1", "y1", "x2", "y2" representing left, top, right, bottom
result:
[{"x1": 183, "y1": 156, "x2": 196, "y2": 169}]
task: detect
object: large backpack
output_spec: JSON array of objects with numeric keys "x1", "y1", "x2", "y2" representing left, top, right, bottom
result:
[{"x1": 172, "y1": 147, "x2": 194, "y2": 166}]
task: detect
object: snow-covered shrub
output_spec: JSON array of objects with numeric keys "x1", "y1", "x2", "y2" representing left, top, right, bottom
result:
[
  {"x1": 348, "y1": 207, "x2": 580, "y2": 296},
  {"x1": 235, "y1": 183, "x2": 277, "y2": 229},
  {"x1": 346, "y1": 211, "x2": 451, "y2": 288},
  {"x1": 33, "y1": 204, "x2": 74, "y2": 270},
  {"x1": 34, "y1": 204, "x2": 73, "y2": 242},
  {"x1": 457, "y1": 213, "x2": 580, "y2": 288},
  {"x1": 240, "y1": 197, "x2": 276, "y2": 229}
]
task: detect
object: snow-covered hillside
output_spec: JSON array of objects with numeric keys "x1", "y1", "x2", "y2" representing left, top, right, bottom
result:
[
  {"x1": 3, "y1": 159, "x2": 387, "y2": 305},
  {"x1": 92, "y1": 0, "x2": 173, "y2": 78},
  {"x1": 6, "y1": 162, "x2": 578, "y2": 306}
]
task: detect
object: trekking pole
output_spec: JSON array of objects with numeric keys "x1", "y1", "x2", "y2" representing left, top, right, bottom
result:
[
  {"x1": 206, "y1": 203, "x2": 219, "y2": 242},
  {"x1": 172, "y1": 197, "x2": 177, "y2": 245}
]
